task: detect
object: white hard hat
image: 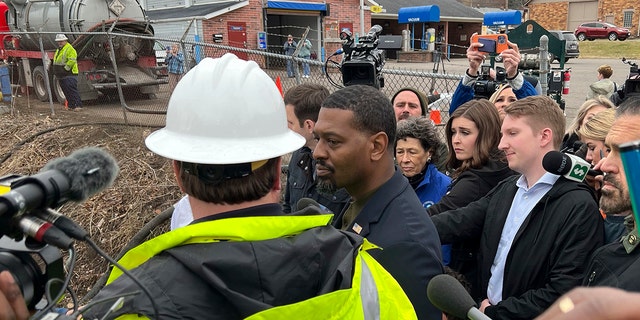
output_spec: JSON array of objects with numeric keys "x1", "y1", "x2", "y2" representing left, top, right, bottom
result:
[
  {"x1": 55, "y1": 34, "x2": 68, "y2": 41},
  {"x1": 145, "y1": 53, "x2": 304, "y2": 164}
]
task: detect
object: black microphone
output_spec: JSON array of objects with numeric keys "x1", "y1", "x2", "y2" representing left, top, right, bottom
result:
[
  {"x1": 0, "y1": 147, "x2": 119, "y2": 218},
  {"x1": 542, "y1": 151, "x2": 599, "y2": 183},
  {"x1": 19, "y1": 216, "x2": 73, "y2": 249},
  {"x1": 291, "y1": 198, "x2": 333, "y2": 216},
  {"x1": 296, "y1": 198, "x2": 332, "y2": 213},
  {"x1": 427, "y1": 274, "x2": 492, "y2": 320}
]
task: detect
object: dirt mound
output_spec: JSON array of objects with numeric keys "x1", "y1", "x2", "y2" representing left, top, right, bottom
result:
[{"x1": 0, "y1": 100, "x2": 180, "y2": 303}]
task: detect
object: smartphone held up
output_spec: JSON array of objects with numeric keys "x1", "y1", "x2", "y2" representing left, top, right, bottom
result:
[{"x1": 471, "y1": 34, "x2": 509, "y2": 54}]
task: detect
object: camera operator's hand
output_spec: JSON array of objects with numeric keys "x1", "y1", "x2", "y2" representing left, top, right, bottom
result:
[
  {"x1": 0, "y1": 271, "x2": 29, "y2": 320},
  {"x1": 500, "y1": 40, "x2": 521, "y2": 79},
  {"x1": 466, "y1": 33, "x2": 486, "y2": 76}
]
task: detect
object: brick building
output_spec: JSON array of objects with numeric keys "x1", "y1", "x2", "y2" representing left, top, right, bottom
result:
[
  {"x1": 525, "y1": 0, "x2": 638, "y2": 37},
  {"x1": 144, "y1": 0, "x2": 376, "y2": 63}
]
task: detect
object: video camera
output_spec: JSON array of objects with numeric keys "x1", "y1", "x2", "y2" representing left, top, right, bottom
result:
[
  {"x1": 0, "y1": 148, "x2": 131, "y2": 319},
  {"x1": 622, "y1": 58, "x2": 640, "y2": 98},
  {"x1": 0, "y1": 174, "x2": 65, "y2": 310},
  {"x1": 473, "y1": 64, "x2": 507, "y2": 99},
  {"x1": 341, "y1": 25, "x2": 386, "y2": 88}
]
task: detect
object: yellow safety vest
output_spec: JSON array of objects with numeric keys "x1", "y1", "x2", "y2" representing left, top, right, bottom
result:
[
  {"x1": 106, "y1": 214, "x2": 417, "y2": 320},
  {"x1": 53, "y1": 42, "x2": 78, "y2": 74}
]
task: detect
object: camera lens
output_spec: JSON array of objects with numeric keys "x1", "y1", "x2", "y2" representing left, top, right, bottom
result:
[{"x1": 0, "y1": 252, "x2": 41, "y2": 307}]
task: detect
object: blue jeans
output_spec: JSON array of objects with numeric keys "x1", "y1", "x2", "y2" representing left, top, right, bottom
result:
[
  {"x1": 286, "y1": 56, "x2": 294, "y2": 77},
  {"x1": 301, "y1": 55, "x2": 310, "y2": 76}
]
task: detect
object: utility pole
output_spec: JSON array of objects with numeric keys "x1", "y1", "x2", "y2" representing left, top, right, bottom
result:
[{"x1": 360, "y1": 0, "x2": 365, "y2": 38}]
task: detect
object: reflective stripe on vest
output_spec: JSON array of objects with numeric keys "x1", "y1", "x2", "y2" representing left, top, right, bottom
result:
[
  {"x1": 360, "y1": 256, "x2": 380, "y2": 319},
  {"x1": 245, "y1": 239, "x2": 417, "y2": 320}
]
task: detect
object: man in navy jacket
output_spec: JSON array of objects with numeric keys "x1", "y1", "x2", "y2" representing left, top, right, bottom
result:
[{"x1": 313, "y1": 85, "x2": 444, "y2": 320}]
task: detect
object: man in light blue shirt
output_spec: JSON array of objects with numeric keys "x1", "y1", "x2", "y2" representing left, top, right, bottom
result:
[{"x1": 432, "y1": 96, "x2": 603, "y2": 319}]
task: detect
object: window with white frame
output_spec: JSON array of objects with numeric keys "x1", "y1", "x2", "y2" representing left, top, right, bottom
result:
[{"x1": 623, "y1": 10, "x2": 633, "y2": 28}]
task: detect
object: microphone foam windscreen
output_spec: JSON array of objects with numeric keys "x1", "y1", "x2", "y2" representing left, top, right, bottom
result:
[
  {"x1": 43, "y1": 147, "x2": 119, "y2": 201},
  {"x1": 542, "y1": 151, "x2": 570, "y2": 175},
  {"x1": 427, "y1": 274, "x2": 476, "y2": 319}
]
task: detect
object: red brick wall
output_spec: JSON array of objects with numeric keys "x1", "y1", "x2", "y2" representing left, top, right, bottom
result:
[
  {"x1": 201, "y1": 0, "x2": 367, "y2": 65},
  {"x1": 600, "y1": 0, "x2": 639, "y2": 37}
]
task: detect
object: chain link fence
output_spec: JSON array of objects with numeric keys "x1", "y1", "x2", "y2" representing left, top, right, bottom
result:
[{"x1": 4, "y1": 31, "x2": 462, "y2": 140}]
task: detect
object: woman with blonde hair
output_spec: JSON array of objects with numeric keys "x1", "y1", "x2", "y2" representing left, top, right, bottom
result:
[
  {"x1": 428, "y1": 99, "x2": 516, "y2": 300},
  {"x1": 579, "y1": 108, "x2": 624, "y2": 244},
  {"x1": 489, "y1": 83, "x2": 516, "y2": 120},
  {"x1": 578, "y1": 108, "x2": 615, "y2": 166},
  {"x1": 561, "y1": 96, "x2": 615, "y2": 154}
]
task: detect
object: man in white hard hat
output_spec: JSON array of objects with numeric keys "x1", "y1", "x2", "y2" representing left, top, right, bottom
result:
[
  {"x1": 82, "y1": 53, "x2": 417, "y2": 320},
  {"x1": 53, "y1": 34, "x2": 82, "y2": 111}
]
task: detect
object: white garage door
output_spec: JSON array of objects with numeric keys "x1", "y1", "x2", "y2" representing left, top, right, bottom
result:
[{"x1": 568, "y1": 1, "x2": 598, "y2": 31}]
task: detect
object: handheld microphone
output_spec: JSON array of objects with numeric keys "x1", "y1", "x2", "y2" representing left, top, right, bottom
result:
[
  {"x1": 427, "y1": 274, "x2": 492, "y2": 320},
  {"x1": 542, "y1": 151, "x2": 593, "y2": 182},
  {"x1": 0, "y1": 147, "x2": 119, "y2": 219},
  {"x1": 296, "y1": 198, "x2": 332, "y2": 213}
]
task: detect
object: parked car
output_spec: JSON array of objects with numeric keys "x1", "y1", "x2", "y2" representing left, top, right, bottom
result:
[
  {"x1": 548, "y1": 30, "x2": 580, "y2": 62},
  {"x1": 574, "y1": 22, "x2": 630, "y2": 41}
]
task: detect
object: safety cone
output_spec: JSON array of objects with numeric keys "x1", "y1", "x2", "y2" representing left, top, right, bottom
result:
[
  {"x1": 275, "y1": 76, "x2": 284, "y2": 98},
  {"x1": 64, "y1": 99, "x2": 69, "y2": 110}
]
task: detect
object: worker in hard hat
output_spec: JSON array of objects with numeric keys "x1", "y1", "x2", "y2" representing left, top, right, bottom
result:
[
  {"x1": 53, "y1": 34, "x2": 82, "y2": 111},
  {"x1": 82, "y1": 53, "x2": 416, "y2": 320}
]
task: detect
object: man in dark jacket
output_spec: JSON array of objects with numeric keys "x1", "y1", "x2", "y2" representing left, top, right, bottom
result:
[
  {"x1": 432, "y1": 96, "x2": 603, "y2": 319},
  {"x1": 283, "y1": 84, "x2": 350, "y2": 214},
  {"x1": 582, "y1": 96, "x2": 640, "y2": 291},
  {"x1": 313, "y1": 84, "x2": 444, "y2": 320}
]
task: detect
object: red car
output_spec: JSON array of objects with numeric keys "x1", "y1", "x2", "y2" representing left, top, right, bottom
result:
[{"x1": 574, "y1": 22, "x2": 630, "y2": 41}]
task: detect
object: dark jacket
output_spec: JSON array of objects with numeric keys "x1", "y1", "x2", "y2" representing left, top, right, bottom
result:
[
  {"x1": 333, "y1": 169, "x2": 444, "y2": 320},
  {"x1": 583, "y1": 216, "x2": 640, "y2": 291},
  {"x1": 84, "y1": 204, "x2": 364, "y2": 319},
  {"x1": 427, "y1": 159, "x2": 515, "y2": 216},
  {"x1": 427, "y1": 159, "x2": 516, "y2": 299},
  {"x1": 448, "y1": 76, "x2": 538, "y2": 115},
  {"x1": 432, "y1": 175, "x2": 603, "y2": 320},
  {"x1": 283, "y1": 147, "x2": 350, "y2": 215}
]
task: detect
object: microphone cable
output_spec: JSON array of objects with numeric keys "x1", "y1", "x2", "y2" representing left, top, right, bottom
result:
[
  {"x1": 84, "y1": 236, "x2": 159, "y2": 320},
  {"x1": 32, "y1": 246, "x2": 77, "y2": 319}
]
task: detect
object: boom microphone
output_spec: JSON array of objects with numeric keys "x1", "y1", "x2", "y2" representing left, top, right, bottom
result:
[
  {"x1": 542, "y1": 151, "x2": 600, "y2": 183},
  {"x1": 427, "y1": 274, "x2": 492, "y2": 320},
  {"x1": 0, "y1": 147, "x2": 119, "y2": 220}
]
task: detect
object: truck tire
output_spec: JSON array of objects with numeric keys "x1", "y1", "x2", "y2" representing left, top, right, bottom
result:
[
  {"x1": 52, "y1": 76, "x2": 66, "y2": 104},
  {"x1": 32, "y1": 66, "x2": 51, "y2": 102}
]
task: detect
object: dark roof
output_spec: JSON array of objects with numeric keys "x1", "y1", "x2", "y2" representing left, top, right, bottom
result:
[
  {"x1": 375, "y1": 0, "x2": 483, "y2": 19},
  {"x1": 146, "y1": 1, "x2": 247, "y2": 21}
]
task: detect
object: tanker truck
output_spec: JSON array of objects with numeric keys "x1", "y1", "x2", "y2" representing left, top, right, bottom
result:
[{"x1": 0, "y1": 0, "x2": 166, "y2": 103}]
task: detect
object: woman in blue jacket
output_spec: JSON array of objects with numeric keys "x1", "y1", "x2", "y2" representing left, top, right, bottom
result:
[{"x1": 395, "y1": 116, "x2": 452, "y2": 264}]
